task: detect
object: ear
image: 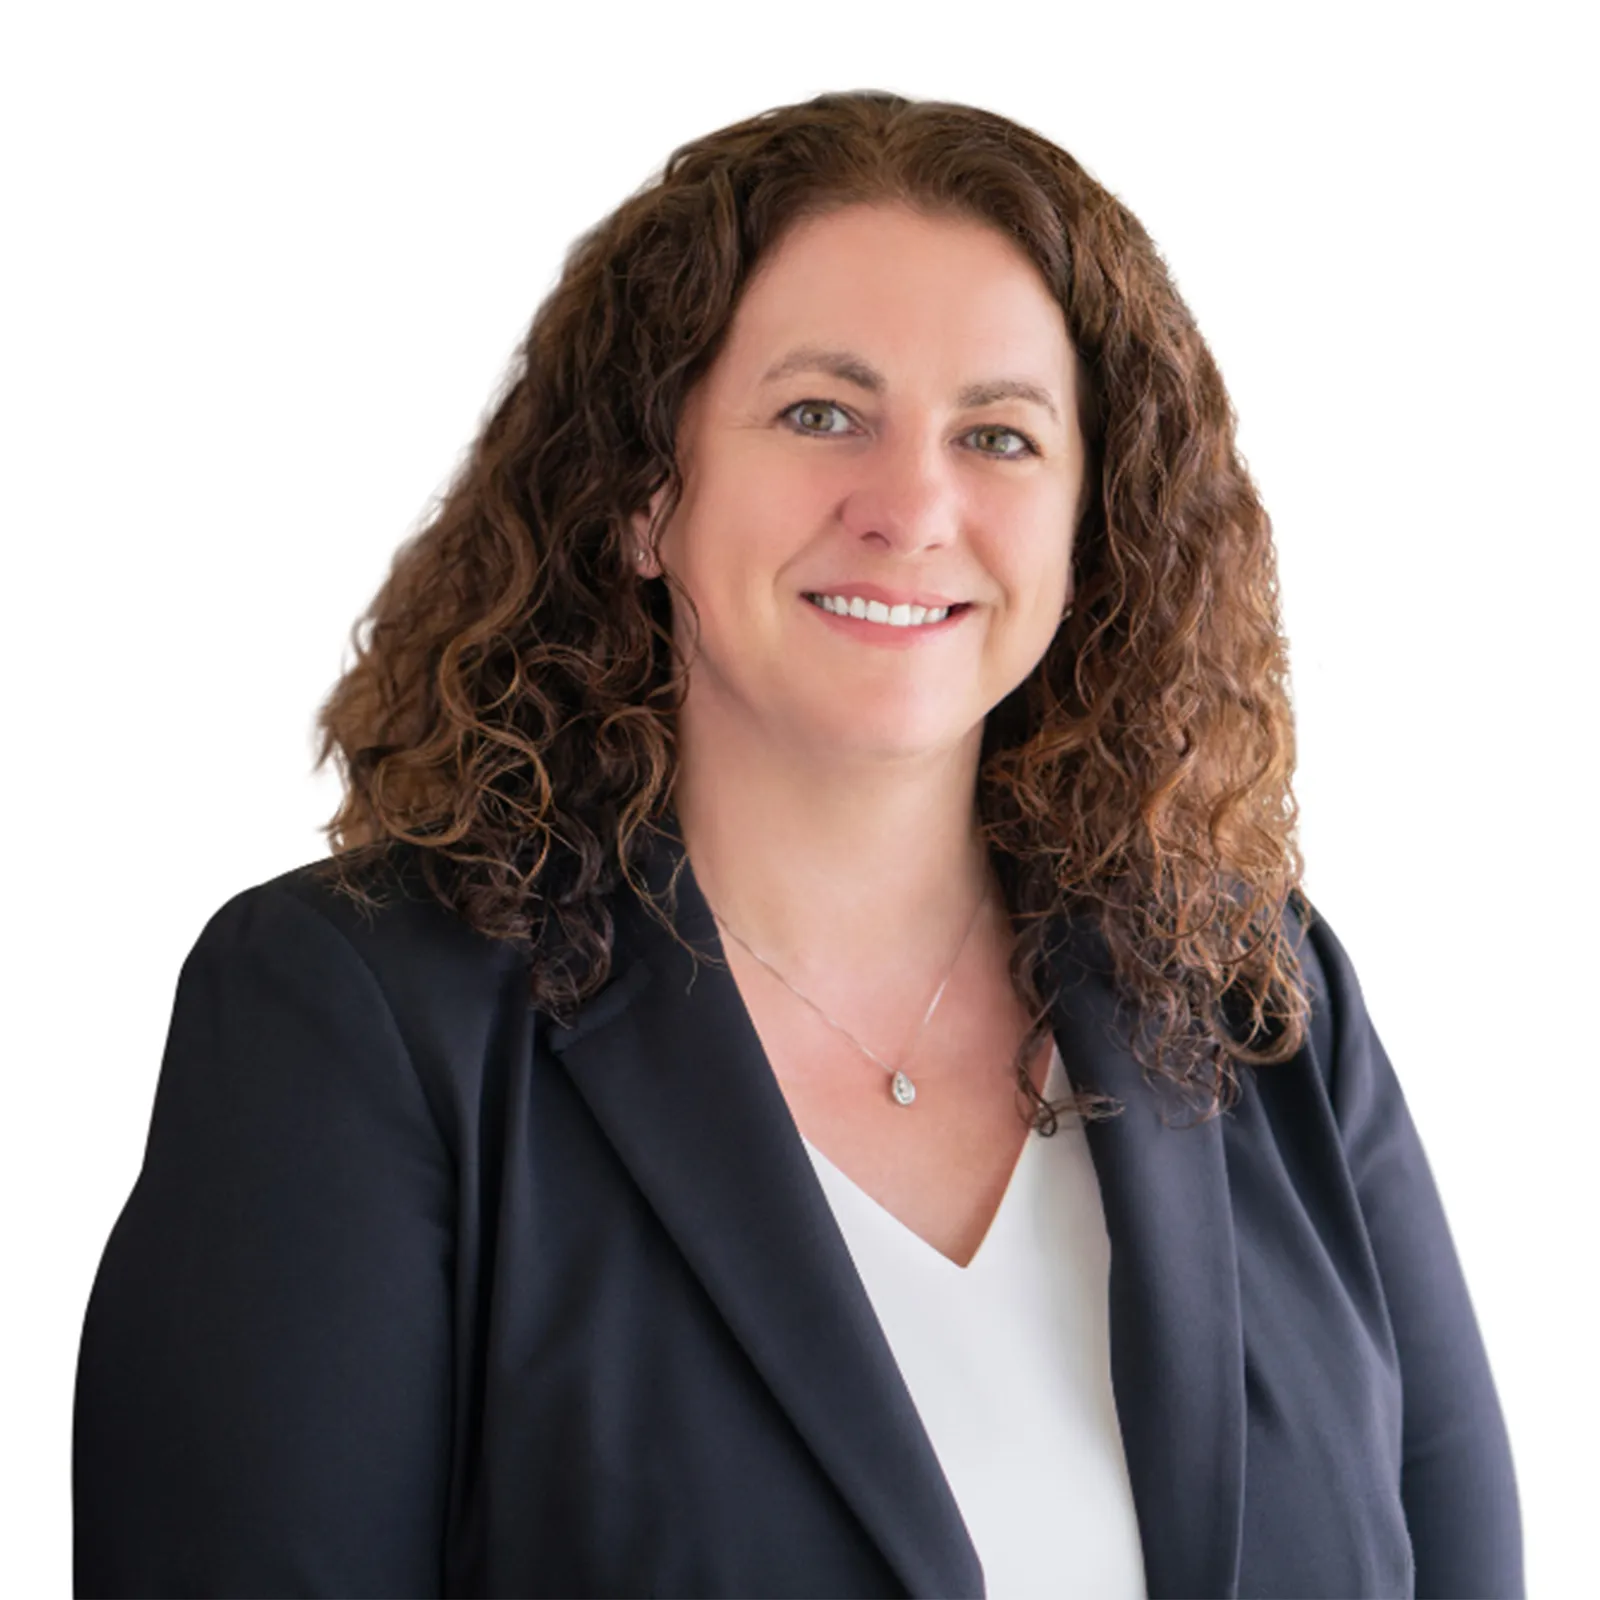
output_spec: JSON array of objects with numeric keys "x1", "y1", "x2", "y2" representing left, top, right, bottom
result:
[{"x1": 630, "y1": 490, "x2": 667, "y2": 579}]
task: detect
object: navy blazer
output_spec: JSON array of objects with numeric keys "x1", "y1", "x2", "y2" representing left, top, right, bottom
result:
[{"x1": 74, "y1": 828, "x2": 1523, "y2": 1598}]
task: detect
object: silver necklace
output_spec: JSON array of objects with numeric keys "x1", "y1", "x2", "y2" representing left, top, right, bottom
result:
[{"x1": 706, "y1": 879, "x2": 988, "y2": 1108}]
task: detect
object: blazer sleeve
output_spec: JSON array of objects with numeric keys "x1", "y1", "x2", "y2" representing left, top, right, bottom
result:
[
  {"x1": 73, "y1": 881, "x2": 455, "y2": 1600},
  {"x1": 1307, "y1": 910, "x2": 1525, "y2": 1599}
]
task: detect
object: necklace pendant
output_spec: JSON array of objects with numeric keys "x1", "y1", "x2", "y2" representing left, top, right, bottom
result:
[{"x1": 890, "y1": 1070, "x2": 917, "y2": 1107}]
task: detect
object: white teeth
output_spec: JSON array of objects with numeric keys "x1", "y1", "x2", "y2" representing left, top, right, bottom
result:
[{"x1": 810, "y1": 594, "x2": 953, "y2": 626}]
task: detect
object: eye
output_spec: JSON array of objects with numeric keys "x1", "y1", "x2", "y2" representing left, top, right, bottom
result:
[
  {"x1": 780, "y1": 399, "x2": 856, "y2": 436},
  {"x1": 967, "y1": 423, "x2": 1039, "y2": 459},
  {"x1": 778, "y1": 399, "x2": 1040, "y2": 458}
]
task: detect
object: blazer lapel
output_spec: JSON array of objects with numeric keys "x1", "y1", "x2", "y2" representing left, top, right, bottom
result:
[
  {"x1": 545, "y1": 825, "x2": 985, "y2": 1600},
  {"x1": 1044, "y1": 921, "x2": 1246, "y2": 1598},
  {"x1": 549, "y1": 824, "x2": 1247, "y2": 1600}
]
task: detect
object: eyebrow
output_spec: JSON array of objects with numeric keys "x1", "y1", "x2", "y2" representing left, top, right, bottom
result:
[{"x1": 758, "y1": 344, "x2": 1063, "y2": 426}]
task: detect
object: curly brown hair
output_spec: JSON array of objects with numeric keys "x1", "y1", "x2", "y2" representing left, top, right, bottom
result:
[{"x1": 311, "y1": 88, "x2": 1317, "y2": 1133}]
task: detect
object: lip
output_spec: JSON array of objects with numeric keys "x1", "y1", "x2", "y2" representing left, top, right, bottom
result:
[
  {"x1": 801, "y1": 580, "x2": 965, "y2": 609},
  {"x1": 800, "y1": 592, "x2": 973, "y2": 647}
]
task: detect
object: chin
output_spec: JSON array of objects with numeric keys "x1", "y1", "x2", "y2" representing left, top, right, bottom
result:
[{"x1": 803, "y1": 707, "x2": 978, "y2": 760}]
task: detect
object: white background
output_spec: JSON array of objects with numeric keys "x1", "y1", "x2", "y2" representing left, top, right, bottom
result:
[{"x1": 4, "y1": 1, "x2": 1593, "y2": 1591}]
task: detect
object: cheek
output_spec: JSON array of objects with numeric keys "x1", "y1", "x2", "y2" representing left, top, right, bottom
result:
[
  {"x1": 667, "y1": 502, "x2": 773, "y2": 643},
  {"x1": 991, "y1": 525, "x2": 1072, "y2": 612},
  {"x1": 685, "y1": 457, "x2": 801, "y2": 557}
]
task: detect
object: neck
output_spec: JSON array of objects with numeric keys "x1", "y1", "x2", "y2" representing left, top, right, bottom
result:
[{"x1": 667, "y1": 713, "x2": 1001, "y2": 996}]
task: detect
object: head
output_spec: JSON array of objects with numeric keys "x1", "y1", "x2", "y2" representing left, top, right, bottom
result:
[
  {"x1": 315, "y1": 90, "x2": 1312, "y2": 1126},
  {"x1": 628, "y1": 199, "x2": 1089, "y2": 775}
]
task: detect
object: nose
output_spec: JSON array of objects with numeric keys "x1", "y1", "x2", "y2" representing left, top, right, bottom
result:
[{"x1": 835, "y1": 428, "x2": 961, "y2": 556}]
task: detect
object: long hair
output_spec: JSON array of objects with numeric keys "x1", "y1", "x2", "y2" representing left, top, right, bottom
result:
[{"x1": 311, "y1": 89, "x2": 1316, "y2": 1132}]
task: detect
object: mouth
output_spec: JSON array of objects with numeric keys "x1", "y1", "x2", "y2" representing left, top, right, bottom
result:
[
  {"x1": 801, "y1": 593, "x2": 974, "y2": 626},
  {"x1": 800, "y1": 592, "x2": 975, "y2": 644}
]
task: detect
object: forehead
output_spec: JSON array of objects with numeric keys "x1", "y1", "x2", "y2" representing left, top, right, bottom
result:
[{"x1": 715, "y1": 202, "x2": 1073, "y2": 382}]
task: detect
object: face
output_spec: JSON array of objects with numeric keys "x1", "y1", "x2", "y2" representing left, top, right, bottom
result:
[{"x1": 632, "y1": 201, "x2": 1086, "y2": 768}]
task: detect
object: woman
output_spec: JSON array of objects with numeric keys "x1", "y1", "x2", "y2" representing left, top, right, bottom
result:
[{"x1": 73, "y1": 90, "x2": 1523, "y2": 1598}]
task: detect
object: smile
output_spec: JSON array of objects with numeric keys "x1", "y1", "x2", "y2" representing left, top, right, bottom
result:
[
  {"x1": 801, "y1": 593, "x2": 974, "y2": 647},
  {"x1": 804, "y1": 593, "x2": 970, "y2": 627}
]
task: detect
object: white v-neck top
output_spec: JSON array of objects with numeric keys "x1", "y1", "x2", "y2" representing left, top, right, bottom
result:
[{"x1": 800, "y1": 1041, "x2": 1149, "y2": 1599}]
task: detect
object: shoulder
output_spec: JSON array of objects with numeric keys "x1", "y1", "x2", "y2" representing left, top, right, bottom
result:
[
  {"x1": 1272, "y1": 895, "x2": 1415, "y2": 1171},
  {"x1": 256, "y1": 843, "x2": 525, "y2": 986},
  {"x1": 190, "y1": 843, "x2": 538, "y2": 1133},
  {"x1": 1277, "y1": 889, "x2": 1374, "y2": 1093}
]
